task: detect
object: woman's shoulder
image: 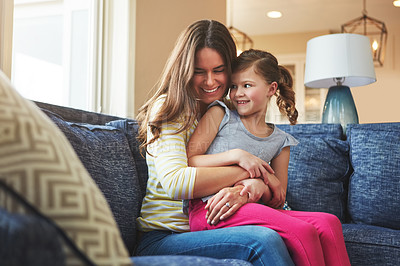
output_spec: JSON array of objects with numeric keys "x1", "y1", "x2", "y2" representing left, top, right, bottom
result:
[{"x1": 149, "y1": 94, "x2": 167, "y2": 119}]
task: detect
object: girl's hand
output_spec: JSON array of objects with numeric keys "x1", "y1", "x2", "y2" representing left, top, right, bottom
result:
[
  {"x1": 205, "y1": 186, "x2": 248, "y2": 225},
  {"x1": 264, "y1": 172, "x2": 286, "y2": 209},
  {"x1": 231, "y1": 149, "x2": 274, "y2": 178},
  {"x1": 234, "y1": 178, "x2": 265, "y2": 203}
]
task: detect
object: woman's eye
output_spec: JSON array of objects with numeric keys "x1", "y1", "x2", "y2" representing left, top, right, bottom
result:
[
  {"x1": 194, "y1": 71, "x2": 204, "y2": 75},
  {"x1": 214, "y1": 69, "x2": 225, "y2": 73}
]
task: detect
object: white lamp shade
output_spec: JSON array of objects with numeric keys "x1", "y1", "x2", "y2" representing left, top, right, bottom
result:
[{"x1": 304, "y1": 33, "x2": 376, "y2": 88}]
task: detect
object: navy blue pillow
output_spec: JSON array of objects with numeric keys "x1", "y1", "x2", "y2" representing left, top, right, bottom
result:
[
  {"x1": 0, "y1": 207, "x2": 65, "y2": 265},
  {"x1": 43, "y1": 110, "x2": 141, "y2": 255},
  {"x1": 347, "y1": 123, "x2": 400, "y2": 230},
  {"x1": 278, "y1": 124, "x2": 350, "y2": 222}
]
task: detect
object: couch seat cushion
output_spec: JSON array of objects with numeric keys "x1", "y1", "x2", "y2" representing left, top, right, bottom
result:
[{"x1": 343, "y1": 223, "x2": 400, "y2": 266}]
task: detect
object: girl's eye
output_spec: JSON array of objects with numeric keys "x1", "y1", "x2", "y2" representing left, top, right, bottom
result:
[
  {"x1": 231, "y1": 84, "x2": 237, "y2": 89},
  {"x1": 244, "y1": 84, "x2": 251, "y2": 88}
]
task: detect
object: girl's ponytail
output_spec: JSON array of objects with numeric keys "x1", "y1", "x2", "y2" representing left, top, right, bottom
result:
[{"x1": 276, "y1": 65, "x2": 298, "y2": 125}]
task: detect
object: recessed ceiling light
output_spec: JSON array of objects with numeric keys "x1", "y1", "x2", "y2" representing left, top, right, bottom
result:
[
  {"x1": 267, "y1": 11, "x2": 282, "y2": 19},
  {"x1": 394, "y1": 0, "x2": 400, "y2": 7}
]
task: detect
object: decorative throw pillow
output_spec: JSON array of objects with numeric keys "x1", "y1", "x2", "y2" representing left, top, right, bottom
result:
[
  {"x1": 278, "y1": 124, "x2": 350, "y2": 222},
  {"x1": 347, "y1": 123, "x2": 400, "y2": 230},
  {"x1": 0, "y1": 71, "x2": 132, "y2": 265}
]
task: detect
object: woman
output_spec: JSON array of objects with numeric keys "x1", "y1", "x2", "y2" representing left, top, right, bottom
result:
[{"x1": 135, "y1": 20, "x2": 293, "y2": 266}]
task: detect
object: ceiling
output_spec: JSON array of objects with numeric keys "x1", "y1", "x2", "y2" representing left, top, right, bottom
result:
[{"x1": 230, "y1": 0, "x2": 400, "y2": 36}]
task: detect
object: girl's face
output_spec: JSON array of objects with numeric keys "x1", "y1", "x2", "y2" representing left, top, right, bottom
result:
[
  {"x1": 230, "y1": 66, "x2": 276, "y2": 118},
  {"x1": 193, "y1": 48, "x2": 228, "y2": 107}
]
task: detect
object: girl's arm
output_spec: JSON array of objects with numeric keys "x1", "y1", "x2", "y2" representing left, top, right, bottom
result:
[
  {"x1": 236, "y1": 147, "x2": 290, "y2": 209},
  {"x1": 188, "y1": 106, "x2": 274, "y2": 180},
  {"x1": 185, "y1": 105, "x2": 249, "y2": 197},
  {"x1": 265, "y1": 146, "x2": 291, "y2": 208}
]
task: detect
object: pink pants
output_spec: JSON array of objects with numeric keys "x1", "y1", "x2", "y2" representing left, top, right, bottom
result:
[{"x1": 189, "y1": 199, "x2": 350, "y2": 266}]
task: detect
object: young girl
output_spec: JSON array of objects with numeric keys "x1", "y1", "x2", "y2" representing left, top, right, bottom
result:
[{"x1": 187, "y1": 49, "x2": 350, "y2": 266}]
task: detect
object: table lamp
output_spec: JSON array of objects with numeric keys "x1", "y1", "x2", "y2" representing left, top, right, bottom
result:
[{"x1": 304, "y1": 33, "x2": 376, "y2": 134}]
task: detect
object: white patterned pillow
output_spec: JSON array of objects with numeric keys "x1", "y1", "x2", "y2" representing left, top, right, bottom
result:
[{"x1": 0, "y1": 71, "x2": 132, "y2": 265}]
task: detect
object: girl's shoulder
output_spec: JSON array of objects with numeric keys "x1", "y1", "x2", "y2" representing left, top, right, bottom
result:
[{"x1": 272, "y1": 125, "x2": 299, "y2": 146}]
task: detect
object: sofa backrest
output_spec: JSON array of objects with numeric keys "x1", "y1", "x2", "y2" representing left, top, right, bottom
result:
[
  {"x1": 346, "y1": 123, "x2": 400, "y2": 230},
  {"x1": 35, "y1": 101, "x2": 148, "y2": 255}
]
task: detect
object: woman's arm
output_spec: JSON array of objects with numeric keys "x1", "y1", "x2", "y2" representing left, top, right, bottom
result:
[{"x1": 148, "y1": 100, "x2": 251, "y2": 200}]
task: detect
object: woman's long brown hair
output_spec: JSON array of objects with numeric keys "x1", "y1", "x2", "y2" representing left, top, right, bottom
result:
[{"x1": 136, "y1": 20, "x2": 237, "y2": 155}]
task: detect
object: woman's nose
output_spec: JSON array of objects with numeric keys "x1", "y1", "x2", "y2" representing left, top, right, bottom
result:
[{"x1": 205, "y1": 72, "x2": 214, "y2": 86}]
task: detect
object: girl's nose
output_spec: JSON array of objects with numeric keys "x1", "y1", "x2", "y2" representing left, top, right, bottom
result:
[{"x1": 236, "y1": 86, "x2": 245, "y2": 96}]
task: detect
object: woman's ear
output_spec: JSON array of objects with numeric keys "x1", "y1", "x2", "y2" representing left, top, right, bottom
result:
[{"x1": 267, "y1": 82, "x2": 278, "y2": 97}]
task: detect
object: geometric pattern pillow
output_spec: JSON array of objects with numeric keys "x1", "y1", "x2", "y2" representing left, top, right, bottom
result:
[{"x1": 0, "y1": 70, "x2": 132, "y2": 265}]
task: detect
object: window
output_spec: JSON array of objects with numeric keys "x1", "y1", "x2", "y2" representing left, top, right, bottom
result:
[
  {"x1": 12, "y1": 0, "x2": 100, "y2": 111},
  {"x1": 267, "y1": 54, "x2": 327, "y2": 124}
]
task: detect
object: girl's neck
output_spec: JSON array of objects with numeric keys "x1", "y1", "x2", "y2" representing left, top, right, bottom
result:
[{"x1": 239, "y1": 113, "x2": 272, "y2": 138}]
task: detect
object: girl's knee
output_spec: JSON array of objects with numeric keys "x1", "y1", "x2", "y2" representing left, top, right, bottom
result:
[{"x1": 319, "y1": 213, "x2": 342, "y2": 229}]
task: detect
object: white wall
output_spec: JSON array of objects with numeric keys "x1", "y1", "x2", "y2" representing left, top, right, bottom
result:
[{"x1": 0, "y1": 0, "x2": 14, "y2": 78}]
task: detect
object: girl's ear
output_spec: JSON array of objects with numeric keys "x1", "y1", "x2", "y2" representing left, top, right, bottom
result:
[{"x1": 267, "y1": 82, "x2": 278, "y2": 97}]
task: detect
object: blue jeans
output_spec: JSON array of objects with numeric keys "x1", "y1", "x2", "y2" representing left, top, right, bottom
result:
[{"x1": 135, "y1": 226, "x2": 294, "y2": 266}]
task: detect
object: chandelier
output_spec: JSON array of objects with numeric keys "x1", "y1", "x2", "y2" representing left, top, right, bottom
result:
[
  {"x1": 341, "y1": 0, "x2": 388, "y2": 66},
  {"x1": 229, "y1": 26, "x2": 254, "y2": 56}
]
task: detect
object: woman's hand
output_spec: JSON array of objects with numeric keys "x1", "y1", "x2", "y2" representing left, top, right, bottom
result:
[
  {"x1": 235, "y1": 178, "x2": 266, "y2": 203},
  {"x1": 205, "y1": 186, "x2": 248, "y2": 225},
  {"x1": 231, "y1": 149, "x2": 274, "y2": 178}
]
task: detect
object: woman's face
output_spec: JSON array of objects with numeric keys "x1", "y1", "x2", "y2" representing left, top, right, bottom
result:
[{"x1": 193, "y1": 48, "x2": 228, "y2": 107}]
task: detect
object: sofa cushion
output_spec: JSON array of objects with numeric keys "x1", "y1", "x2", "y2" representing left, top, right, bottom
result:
[
  {"x1": 347, "y1": 123, "x2": 400, "y2": 230},
  {"x1": 44, "y1": 112, "x2": 142, "y2": 255},
  {"x1": 106, "y1": 120, "x2": 149, "y2": 198},
  {"x1": 278, "y1": 124, "x2": 350, "y2": 222},
  {"x1": 343, "y1": 223, "x2": 400, "y2": 266},
  {"x1": 0, "y1": 71, "x2": 132, "y2": 265}
]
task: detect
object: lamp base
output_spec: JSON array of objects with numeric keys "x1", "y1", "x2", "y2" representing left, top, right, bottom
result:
[{"x1": 322, "y1": 85, "x2": 359, "y2": 134}]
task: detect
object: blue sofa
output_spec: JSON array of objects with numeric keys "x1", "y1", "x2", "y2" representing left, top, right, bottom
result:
[{"x1": 1, "y1": 101, "x2": 399, "y2": 265}]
